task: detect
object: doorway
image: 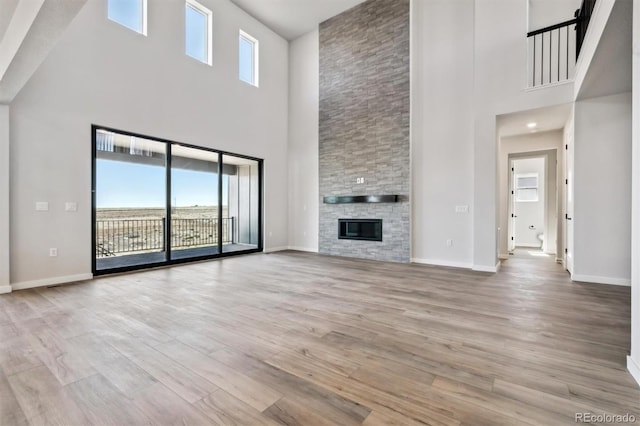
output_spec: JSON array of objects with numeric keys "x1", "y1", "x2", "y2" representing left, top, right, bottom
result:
[
  {"x1": 506, "y1": 149, "x2": 560, "y2": 260},
  {"x1": 510, "y1": 156, "x2": 546, "y2": 253}
]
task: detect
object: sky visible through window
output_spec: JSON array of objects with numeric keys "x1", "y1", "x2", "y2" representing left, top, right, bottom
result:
[
  {"x1": 186, "y1": 4, "x2": 207, "y2": 63},
  {"x1": 239, "y1": 36, "x2": 254, "y2": 84},
  {"x1": 96, "y1": 160, "x2": 228, "y2": 208},
  {"x1": 108, "y1": 0, "x2": 143, "y2": 33}
]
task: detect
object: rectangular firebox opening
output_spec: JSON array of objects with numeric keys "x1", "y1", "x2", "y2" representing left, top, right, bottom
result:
[{"x1": 338, "y1": 219, "x2": 382, "y2": 242}]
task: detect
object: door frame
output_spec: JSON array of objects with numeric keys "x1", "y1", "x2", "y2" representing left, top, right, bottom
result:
[
  {"x1": 91, "y1": 124, "x2": 264, "y2": 276},
  {"x1": 507, "y1": 149, "x2": 560, "y2": 256}
]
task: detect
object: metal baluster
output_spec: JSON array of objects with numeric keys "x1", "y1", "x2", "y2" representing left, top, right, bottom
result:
[{"x1": 533, "y1": 35, "x2": 536, "y2": 86}]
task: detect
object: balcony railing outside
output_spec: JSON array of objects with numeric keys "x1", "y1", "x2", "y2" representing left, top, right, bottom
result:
[
  {"x1": 96, "y1": 217, "x2": 235, "y2": 257},
  {"x1": 527, "y1": 0, "x2": 595, "y2": 88}
]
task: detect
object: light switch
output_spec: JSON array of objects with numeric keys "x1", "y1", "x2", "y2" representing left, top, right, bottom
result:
[
  {"x1": 65, "y1": 202, "x2": 78, "y2": 212},
  {"x1": 35, "y1": 202, "x2": 49, "y2": 211},
  {"x1": 455, "y1": 205, "x2": 469, "y2": 213}
]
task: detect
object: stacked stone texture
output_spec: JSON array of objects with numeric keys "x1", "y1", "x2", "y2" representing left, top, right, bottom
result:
[{"x1": 319, "y1": 0, "x2": 410, "y2": 263}]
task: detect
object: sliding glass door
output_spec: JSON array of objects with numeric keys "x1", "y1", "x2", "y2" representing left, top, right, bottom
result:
[
  {"x1": 92, "y1": 126, "x2": 263, "y2": 275},
  {"x1": 222, "y1": 154, "x2": 260, "y2": 253},
  {"x1": 170, "y1": 145, "x2": 220, "y2": 259},
  {"x1": 94, "y1": 130, "x2": 167, "y2": 271}
]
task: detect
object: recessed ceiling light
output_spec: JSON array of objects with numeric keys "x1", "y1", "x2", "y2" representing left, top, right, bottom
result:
[{"x1": 527, "y1": 122, "x2": 537, "y2": 129}]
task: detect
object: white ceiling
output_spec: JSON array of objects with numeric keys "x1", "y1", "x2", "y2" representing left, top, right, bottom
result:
[
  {"x1": 0, "y1": 0, "x2": 87, "y2": 104},
  {"x1": 0, "y1": 0, "x2": 19, "y2": 42},
  {"x1": 229, "y1": 0, "x2": 366, "y2": 40},
  {"x1": 497, "y1": 103, "x2": 573, "y2": 138}
]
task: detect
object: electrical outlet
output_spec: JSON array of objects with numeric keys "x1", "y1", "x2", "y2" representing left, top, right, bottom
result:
[
  {"x1": 65, "y1": 202, "x2": 77, "y2": 212},
  {"x1": 49, "y1": 248, "x2": 58, "y2": 257},
  {"x1": 356, "y1": 177, "x2": 365, "y2": 184},
  {"x1": 455, "y1": 205, "x2": 469, "y2": 213},
  {"x1": 36, "y1": 202, "x2": 49, "y2": 211},
  {"x1": 446, "y1": 239, "x2": 453, "y2": 247}
]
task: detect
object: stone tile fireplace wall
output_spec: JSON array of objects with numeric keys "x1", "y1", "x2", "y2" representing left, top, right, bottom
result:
[{"x1": 319, "y1": 0, "x2": 410, "y2": 263}]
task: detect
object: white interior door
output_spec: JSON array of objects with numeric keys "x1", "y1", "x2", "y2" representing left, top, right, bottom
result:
[
  {"x1": 565, "y1": 132, "x2": 574, "y2": 273},
  {"x1": 508, "y1": 161, "x2": 516, "y2": 252}
]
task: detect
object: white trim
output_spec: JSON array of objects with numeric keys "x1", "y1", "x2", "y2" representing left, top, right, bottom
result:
[
  {"x1": 514, "y1": 243, "x2": 542, "y2": 248},
  {"x1": 107, "y1": 0, "x2": 148, "y2": 36},
  {"x1": 411, "y1": 258, "x2": 473, "y2": 270},
  {"x1": 498, "y1": 253, "x2": 510, "y2": 260},
  {"x1": 472, "y1": 261, "x2": 501, "y2": 273},
  {"x1": 141, "y1": 0, "x2": 148, "y2": 36},
  {"x1": 524, "y1": 79, "x2": 573, "y2": 92},
  {"x1": 0, "y1": 285, "x2": 11, "y2": 294},
  {"x1": 263, "y1": 246, "x2": 289, "y2": 253},
  {"x1": 573, "y1": 0, "x2": 614, "y2": 99},
  {"x1": 11, "y1": 273, "x2": 93, "y2": 291},
  {"x1": 239, "y1": 29, "x2": 259, "y2": 87},
  {"x1": 287, "y1": 246, "x2": 319, "y2": 253},
  {"x1": 628, "y1": 356, "x2": 640, "y2": 386},
  {"x1": 571, "y1": 274, "x2": 631, "y2": 287},
  {"x1": 185, "y1": 0, "x2": 213, "y2": 66}
]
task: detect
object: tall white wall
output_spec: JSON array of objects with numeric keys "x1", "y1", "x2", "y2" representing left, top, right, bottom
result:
[
  {"x1": 288, "y1": 0, "x2": 579, "y2": 272},
  {"x1": 573, "y1": 92, "x2": 632, "y2": 285},
  {"x1": 9, "y1": 0, "x2": 289, "y2": 287},
  {"x1": 473, "y1": 0, "x2": 574, "y2": 271},
  {"x1": 513, "y1": 157, "x2": 546, "y2": 247},
  {"x1": 277, "y1": 0, "x2": 576, "y2": 271},
  {"x1": 0, "y1": 105, "x2": 9, "y2": 293},
  {"x1": 628, "y1": 0, "x2": 640, "y2": 385},
  {"x1": 498, "y1": 131, "x2": 563, "y2": 257},
  {"x1": 287, "y1": 29, "x2": 319, "y2": 252},
  {"x1": 411, "y1": 0, "x2": 474, "y2": 268}
]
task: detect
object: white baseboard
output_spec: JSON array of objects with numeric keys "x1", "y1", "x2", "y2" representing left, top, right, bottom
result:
[
  {"x1": 265, "y1": 246, "x2": 319, "y2": 254},
  {"x1": 472, "y1": 261, "x2": 501, "y2": 273},
  {"x1": 0, "y1": 285, "x2": 11, "y2": 294},
  {"x1": 571, "y1": 274, "x2": 631, "y2": 286},
  {"x1": 411, "y1": 258, "x2": 473, "y2": 269},
  {"x1": 263, "y1": 246, "x2": 289, "y2": 254},
  {"x1": 11, "y1": 273, "x2": 93, "y2": 291},
  {"x1": 287, "y1": 246, "x2": 319, "y2": 253},
  {"x1": 628, "y1": 356, "x2": 640, "y2": 386},
  {"x1": 412, "y1": 258, "x2": 502, "y2": 273},
  {"x1": 515, "y1": 243, "x2": 542, "y2": 248}
]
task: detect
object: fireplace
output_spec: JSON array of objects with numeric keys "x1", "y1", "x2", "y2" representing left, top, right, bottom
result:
[{"x1": 338, "y1": 219, "x2": 382, "y2": 242}]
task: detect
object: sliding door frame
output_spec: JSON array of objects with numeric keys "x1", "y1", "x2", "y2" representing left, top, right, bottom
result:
[{"x1": 91, "y1": 124, "x2": 264, "y2": 276}]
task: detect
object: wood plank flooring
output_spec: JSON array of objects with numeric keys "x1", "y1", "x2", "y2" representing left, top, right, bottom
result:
[{"x1": 0, "y1": 251, "x2": 638, "y2": 425}]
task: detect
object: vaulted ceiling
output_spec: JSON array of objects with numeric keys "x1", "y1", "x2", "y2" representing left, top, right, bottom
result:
[
  {"x1": 0, "y1": 0, "x2": 86, "y2": 104},
  {"x1": 229, "y1": 0, "x2": 366, "y2": 40}
]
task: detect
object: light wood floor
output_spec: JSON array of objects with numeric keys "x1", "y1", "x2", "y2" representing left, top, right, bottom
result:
[{"x1": 1, "y1": 251, "x2": 638, "y2": 425}]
